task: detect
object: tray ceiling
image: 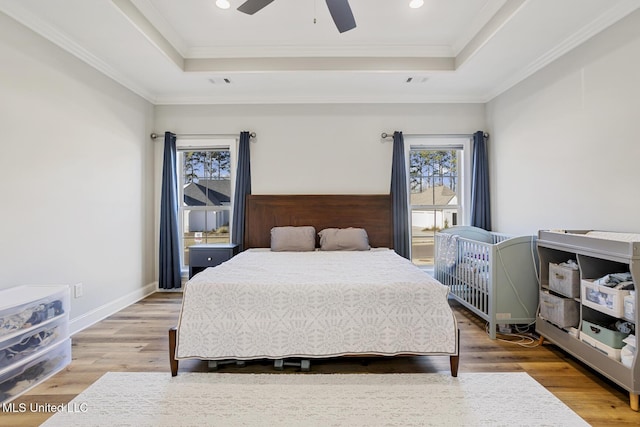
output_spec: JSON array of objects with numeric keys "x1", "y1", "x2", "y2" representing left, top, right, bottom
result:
[{"x1": 0, "y1": 0, "x2": 638, "y2": 104}]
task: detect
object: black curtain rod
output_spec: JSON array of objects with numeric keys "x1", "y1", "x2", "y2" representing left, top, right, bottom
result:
[
  {"x1": 381, "y1": 132, "x2": 488, "y2": 139},
  {"x1": 150, "y1": 132, "x2": 256, "y2": 140}
]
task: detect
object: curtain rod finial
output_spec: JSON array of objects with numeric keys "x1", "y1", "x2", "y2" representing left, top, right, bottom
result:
[{"x1": 150, "y1": 133, "x2": 158, "y2": 140}]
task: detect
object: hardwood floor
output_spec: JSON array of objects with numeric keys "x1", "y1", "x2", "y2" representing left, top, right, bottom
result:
[{"x1": 4, "y1": 292, "x2": 640, "y2": 426}]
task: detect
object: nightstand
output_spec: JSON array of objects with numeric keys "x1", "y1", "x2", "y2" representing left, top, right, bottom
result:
[{"x1": 188, "y1": 243, "x2": 240, "y2": 278}]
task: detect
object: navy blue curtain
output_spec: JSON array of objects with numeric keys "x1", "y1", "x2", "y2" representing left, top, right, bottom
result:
[
  {"x1": 231, "y1": 131, "x2": 252, "y2": 251},
  {"x1": 470, "y1": 131, "x2": 491, "y2": 230},
  {"x1": 159, "y1": 132, "x2": 182, "y2": 289},
  {"x1": 390, "y1": 131, "x2": 410, "y2": 259}
]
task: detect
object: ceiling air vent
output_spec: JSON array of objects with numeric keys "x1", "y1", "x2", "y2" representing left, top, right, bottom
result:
[
  {"x1": 406, "y1": 76, "x2": 428, "y2": 84},
  {"x1": 208, "y1": 77, "x2": 232, "y2": 84}
]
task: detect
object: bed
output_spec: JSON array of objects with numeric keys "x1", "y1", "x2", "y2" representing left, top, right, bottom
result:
[
  {"x1": 434, "y1": 226, "x2": 539, "y2": 339},
  {"x1": 169, "y1": 195, "x2": 459, "y2": 376}
]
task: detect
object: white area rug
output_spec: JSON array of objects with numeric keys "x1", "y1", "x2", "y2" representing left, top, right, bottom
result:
[{"x1": 41, "y1": 372, "x2": 589, "y2": 427}]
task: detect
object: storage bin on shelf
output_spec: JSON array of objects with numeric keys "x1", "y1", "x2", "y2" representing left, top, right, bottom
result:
[
  {"x1": 582, "y1": 279, "x2": 631, "y2": 318},
  {"x1": 624, "y1": 291, "x2": 636, "y2": 320},
  {"x1": 581, "y1": 319, "x2": 630, "y2": 349},
  {"x1": 539, "y1": 290, "x2": 579, "y2": 329},
  {"x1": 549, "y1": 261, "x2": 580, "y2": 298},
  {"x1": 579, "y1": 301, "x2": 633, "y2": 362}
]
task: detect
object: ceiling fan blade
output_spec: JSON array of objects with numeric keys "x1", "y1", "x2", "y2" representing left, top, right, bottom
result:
[
  {"x1": 237, "y1": 0, "x2": 276, "y2": 15},
  {"x1": 325, "y1": 0, "x2": 356, "y2": 33}
]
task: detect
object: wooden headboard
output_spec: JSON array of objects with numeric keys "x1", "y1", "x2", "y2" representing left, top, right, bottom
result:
[{"x1": 244, "y1": 194, "x2": 393, "y2": 250}]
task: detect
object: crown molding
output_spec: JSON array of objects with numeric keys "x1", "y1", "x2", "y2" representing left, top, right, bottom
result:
[
  {"x1": 482, "y1": 0, "x2": 640, "y2": 102},
  {"x1": 0, "y1": 0, "x2": 157, "y2": 103}
]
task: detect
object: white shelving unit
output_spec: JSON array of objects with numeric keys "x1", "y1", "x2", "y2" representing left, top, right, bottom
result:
[
  {"x1": 536, "y1": 230, "x2": 639, "y2": 411},
  {"x1": 0, "y1": 285, "x2": 71, "y2": 404}
]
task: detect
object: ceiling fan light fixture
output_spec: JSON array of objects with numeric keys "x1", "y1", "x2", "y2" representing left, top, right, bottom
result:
[
  {"x1": 216, "y1": 0, "x2": 231, "y2": 10},
  {"x1": 238, "y1": 0, "x2": 356, "y2": 33},
  {"x1": 409, "y1": 0, "x2": 424, "y2": 9}
]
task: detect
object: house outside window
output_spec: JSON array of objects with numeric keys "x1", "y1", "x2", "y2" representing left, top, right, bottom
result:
[
  {"x1": 176, "y1": 138, "x2": 235, "y2": 270},
  {"x1": 407, "y1": 136, "x2": 471, "y2": 267}
]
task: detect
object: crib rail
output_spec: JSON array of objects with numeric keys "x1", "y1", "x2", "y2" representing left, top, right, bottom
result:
[
  {"x1": 491, "y1": 233, "x2": 511, "y2": 244},
  {"x1": 435, "y1": 233, "x2": 495, "y2": 319}
]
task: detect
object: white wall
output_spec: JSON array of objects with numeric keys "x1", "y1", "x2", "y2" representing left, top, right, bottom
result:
[
  {"x1": 154, "y1": 103, "x2": 485, "y2": 195},
  {"x1": 486, "y1": 10, "x2": 640, "y2": 235},
  {"x1": 0, "y1": 12, "x2": 156, "y2": 328}
]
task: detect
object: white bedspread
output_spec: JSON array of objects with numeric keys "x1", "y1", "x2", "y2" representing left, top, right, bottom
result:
[{"x1": 176, "y1": 249, "x2": 457, "y2": 360}]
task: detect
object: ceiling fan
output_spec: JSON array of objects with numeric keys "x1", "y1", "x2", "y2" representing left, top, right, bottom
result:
[{"x1": 237, "y1": 0, "x2": 357, "y2": 33}]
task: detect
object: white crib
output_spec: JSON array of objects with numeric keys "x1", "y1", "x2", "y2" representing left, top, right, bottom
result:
[{"x1": 434, "y1": 226, "x2": 539, "y2": 339}]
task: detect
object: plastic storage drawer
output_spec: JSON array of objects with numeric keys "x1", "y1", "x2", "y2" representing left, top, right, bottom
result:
[
  {"x1": 0, "y1": 286, "x2": 69, "y2": 339},
  {"x1": 539, "y1": 291, "x2": 579, "y2": 328},
  {"x1": 0, "y1": 315, "x2": 69, "y2": 370},
  {"x1": 0, "y1": 338, "x2": 71, "y2": 404}
]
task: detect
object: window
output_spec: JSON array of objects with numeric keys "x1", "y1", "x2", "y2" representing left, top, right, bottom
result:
[
  {"x1": 176, "y1": 138, "x2": 235, "y2": 270},
  {"x1": 408, "y1": 137, "x2": 471, "y2": 267}
]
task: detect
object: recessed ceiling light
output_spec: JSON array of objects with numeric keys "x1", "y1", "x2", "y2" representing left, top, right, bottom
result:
[
  {"x1": 409, "y1": 0, "x2": 424, "y2": 9},
  {"x1": 216, "y1": 0, "x2": 231, "y2": 10}
]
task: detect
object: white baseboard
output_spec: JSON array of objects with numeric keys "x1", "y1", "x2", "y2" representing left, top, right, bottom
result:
[{"x1": 69, "y1": 281, "x2": 158, "y2": 336}]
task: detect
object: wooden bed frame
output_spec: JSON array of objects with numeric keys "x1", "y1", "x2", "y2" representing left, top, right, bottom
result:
[
  {"x1": 243, "y1": 194, "x2": 394, "y2": 250},
  {"x1": 169, "y1": 194, "x2": 459, "y2": 376}
]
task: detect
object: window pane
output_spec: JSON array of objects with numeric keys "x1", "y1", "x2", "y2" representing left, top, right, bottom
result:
[
  {"x1": 411, "y1": 208, "x2": 458, "y2": 266},
  {"x1": 181, "y1": 208, "x2": 230, "y2": 267},
  {"x1": 411, "y1": 210, "x2": 436, "y2": 266},
  {"x1": 181, "y1": 150, "x2": 231, "y2": 207},
  {"x1": 409, "y1": 148, "x2": 461, "y2": 267}
]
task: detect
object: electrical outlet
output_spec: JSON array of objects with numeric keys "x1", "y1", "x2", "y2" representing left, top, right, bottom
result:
[
  {"x1": 73, "y1": 283, "x2": 83, "y2": 298},
  {"x1": 498, "y1": 324, "x2": 512, "y2": 334}
]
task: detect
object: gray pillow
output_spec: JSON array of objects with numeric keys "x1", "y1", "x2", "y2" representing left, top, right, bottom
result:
[
  {"x1": 270, "y1": 226, "x2": 317, "y2": 251},
  {"x1": 318, "y1": 228, "x2": 370, "y2": 251}
]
